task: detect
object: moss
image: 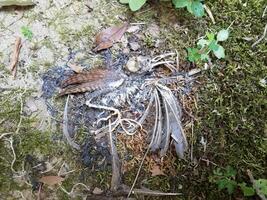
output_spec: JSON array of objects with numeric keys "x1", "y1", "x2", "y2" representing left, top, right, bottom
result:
[{"x1": 178, "y1": 0, "x2": 267, "y2": 199}]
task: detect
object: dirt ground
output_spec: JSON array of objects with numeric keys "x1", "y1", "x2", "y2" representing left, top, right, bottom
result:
[{"x1": 0, "y1": 0, "x2": 266, "y2": 199}]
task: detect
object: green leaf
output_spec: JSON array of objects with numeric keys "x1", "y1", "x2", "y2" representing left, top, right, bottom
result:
[
  {"x1": 201, "y1": 53, "x2": 209, "y2": 61},
  {"x1": 191, "y1": 0, "x2": 204, "y2": 17},
  {"x1": 208, "y1": 40, "x2": 219, "y2": 51},
  {"x1": 256, "y1": 179, "x2": 267, "y2": 195},
  {"x1": 129, "y1": 0, "x2": 146, "y2": 11},
  {"x1": 197, "y1": 39, "x2": 209, "y2": 48},
  {"x1": 226, "y1": 180, "x2": 237, "y2": 194},
  {"x1": 217, "y1": 179, "x2": 228, "y2": 190},
  {"x1": 119, "y1": 0, "x2": 129, "y2": 4},
  {"x1": 172, "y1": 0, "x2": 189, "y2": 8},
  {"x1": 21, "y1": 26, "x2": 33, "y2": 40},
  {"x1": 213, "y1": 45, "x2": 225, "y2": 59},
  {"x1": 206, "y1": 32, "x2": 215, "y2": 41},
  {"x1": 186, "y1": 1, "x2": 193, "y2": 14},
  {"x1": 239, "y1": 183, "x2": 255, "y2": 196},
  {"x1": 217, "y1": 179, "x2": 237, "y2": 194},
  {"x1": 225, "y1": 166, "x2": 237, "y2": 177},
  {"x1": 217, "y1": 29, "x2": 229, "y2": 41},
  {"x1": 187, "y1": 48, "x2": 201, "y2": 62}
]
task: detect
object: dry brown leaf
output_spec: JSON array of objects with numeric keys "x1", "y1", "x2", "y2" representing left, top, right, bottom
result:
[
  {"x1": 39, "y1": 176, "x2": 64, "y2": 186},
  {"x1": 94, "y1": 22, "x2": 128, "y2": 51},
  {"x1": 67, "y1": 62, "x2": 84, "y2": 73},
  {"x1": 150, "y1": 165, "x2": 165, "y2": 177}
]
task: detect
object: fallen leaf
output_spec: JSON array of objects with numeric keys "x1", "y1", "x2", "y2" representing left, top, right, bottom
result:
[
  {"x1": 92, "y1": 187, "x2": 103, "y2": 195},
  {"x1": 39, "y1": 176, "x2": 64, "y2": 186},
  {"x1": 150, "y1": 165, "x2": 165, "y2": 176},
  {"x1": 94, "y1": 22, "x2": 128, "y2": 51},
  {"x1": 67, "y1": 62, "x2": 84, "y2": 73}
]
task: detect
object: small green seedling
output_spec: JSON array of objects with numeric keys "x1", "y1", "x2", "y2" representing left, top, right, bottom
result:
[
  {"x1": 21, "y1": 26, "x2": 33, "y2": 40},
  {"x1": 187, "y1": 29, "x2": 230, "y2": 62},
  {"x1": 172, "y1": 0, "x2": 204, "y2": 17},
  {"x1": 209, "y1": 166, "x2": 238, "y2": 194},
  {"x1": 209, "y1": 166, "x2": 257, "y2": 197},
  {"x1": 119, "y1": 0, "x2": 146, "y2": 11},
  {"x1": 119, "y1": 0, "x2": 204, "y2": 17}
]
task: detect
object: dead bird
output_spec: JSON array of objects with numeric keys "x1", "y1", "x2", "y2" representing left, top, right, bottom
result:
[{"x1": 58, "y1": 68, "x2": 126, "y2": 96}]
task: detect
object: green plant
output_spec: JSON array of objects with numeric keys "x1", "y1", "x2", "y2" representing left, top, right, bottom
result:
[
  {"x1": 209, "y1": 166, "x2": 258, "y2": 197},
  {"x1": 255, "y1": 179, "x2": 267, "y2": 196},
  {"x1": 119, "y1": 0, "x2": 204, "y2": 17},
  {"x1": 172, "y1": 0, "x2": 204, "y2": 17},
  {"x1": 187, "y1": 29, "x2": 229, "y2": 62},
  {"x1": 119, "y1": 0, "x2": 146, "y2": 11},
  {"x1": 21, "y1": 26, "x2": 33, "y2": 40},
  {"x1": 209, "y1": 166, "x2": 238, "y2": 194}
]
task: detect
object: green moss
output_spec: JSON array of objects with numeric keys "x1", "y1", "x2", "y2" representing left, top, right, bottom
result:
[{"x1": 179, "y1": 0, "x2": 267, "y2": 199}]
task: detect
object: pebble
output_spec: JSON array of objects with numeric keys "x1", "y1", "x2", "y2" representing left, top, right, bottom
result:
[
  {"x1": 129, "y1": 42, "x2": 140, "y2": 51},
  {"x1": 125, "y1": 57, "x2": 140, "y2": 73}
]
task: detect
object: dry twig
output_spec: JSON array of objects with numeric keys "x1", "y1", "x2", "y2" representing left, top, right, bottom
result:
[
  {"x1": 252, "y1": 23, "x2": 267, "y2": 48},
  {"x1": 204, "y1": 4, "x2": 215, "y2": 24},
  {"x1": 127, "y1": 147, "x2": 150, "y2": 198},
  {"x1": 63, "y1": 95, "x2": 80, "y2": 150},
  {"x1": 109, "y1": 120, "x2": 121, "y2": 191},
  {"x1": 10, "y1": 37, "x2": 22, "y2": 78}
]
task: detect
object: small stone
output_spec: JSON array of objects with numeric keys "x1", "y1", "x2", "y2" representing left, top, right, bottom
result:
[
  {"x1": 129, "y1": 42, "x2": 140, "y2": 51},
  {"x1": 122, "y1": 47, "x2": 130, "y2": 54},
  {"x1": 93, "y1": 187, "x2": 103, "y2": 195},
  {"x1": 147, "y1": 23, "x2": 160, "y2": 38},
  {"x1": 125, "y1": 57, "x2": 140, "y2": 73},
  {"x1": 25, "y1": 98, "x2": 38, "y2": 114}
]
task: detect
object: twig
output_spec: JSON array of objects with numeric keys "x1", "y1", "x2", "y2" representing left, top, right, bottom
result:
[
  {"x1": 200, "y1": 158, "x2": 218, "y2": 166},
  {"x1": 0, "y1": 132, "x2": 12, "y2": 140},
  {"x1": 37, "y1": 184, "x2": 42, "y2": 200},
  {"x1": 10, "y1": 37, "x2": 22, "y2": 79},
  {"x1": 252, "y1": 23, "x2": 267, "y2": 48},
  {"x1": 9, "y1": 137, "x2": 17, "y2": 174},
  {"x1": 204, "y1": 4, "x2": 215, "y2": 24},
  {"x1": 15, "y1": 95, "x2": 24, "y2": 134},
  {"x1": 247, "y1": 169, "x2": 266, "y2": 200},
  {"x1": 262, "y1": 5, "x2": 267, "y2": 18},
  {"x1": 59, "y1": 183, "x2": 90, "y2": 197},
  {"x1": 127, "y1": 147, "x2": 150, "y2": 198},
  {"x1": 124, "y1": 187, "x2": 181, "y2": 196},
  {"x1": 109, "y1": 120, "x2": 121, "y2": 191},
  {"x1": 4, "y1": 136, "x2": 26, "y2": 178},
  {"x1": 63, "y1": 95, "x2": 80, "y2": 150},
  {"x1": 175, "y1": 49, "x2": 180, "y2": 70}
]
